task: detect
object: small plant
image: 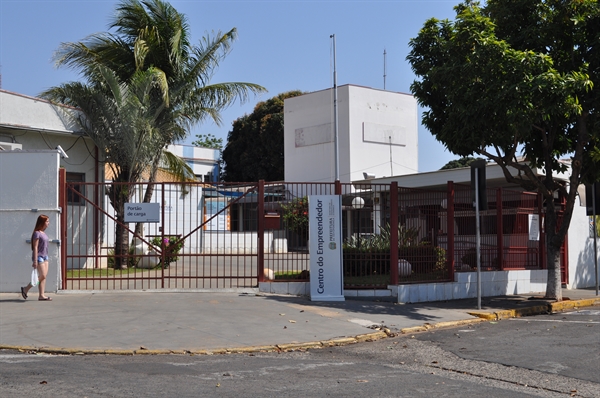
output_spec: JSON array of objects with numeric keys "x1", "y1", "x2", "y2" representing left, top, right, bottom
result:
[
  {"x1": 150, "y1": 235, "x2": 184, "y2": 267},
  {"x1": 280, "y1": 197, "x2": 309, "y2": 236},
  {"x1": 343, "y1": 223, "x2": 421, "y2": 251}
]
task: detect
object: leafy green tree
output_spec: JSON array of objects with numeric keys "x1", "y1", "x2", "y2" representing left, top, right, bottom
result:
[
  {"x1": 222, "y1": 91, "x2": 304, "y2": 182},
  {"x1": 407, "y1": 0, "x2": 600, "y2": 300},
  {"x1": 440, "y1": 156, "x2": 482, "y2": 170},
  {"x1": 192, "y1": 133, "x2": 223, "y2": 150}
]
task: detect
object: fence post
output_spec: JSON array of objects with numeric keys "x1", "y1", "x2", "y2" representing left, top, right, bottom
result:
[
  {"x1": 161, "y1": 182, "x2": 166, "y2": 289},
  {"x1": 257, "y1": 180, "x2": 265, "y2": 282},
  {"x1": 447, "y1": 181, "x2": 455, "y2": 281},
  {"x1": 390, "y1": 182, "x2": 398, "y2": 285},
  {"x1": 497, "y1": 188, "x2": 504, "y2": 270},
  {"x1": 59, "y1": 168, "x2": 67, "y2": 290},
  {"x1": 334, "y1": 180, "x2": 341, "y2": 195}
]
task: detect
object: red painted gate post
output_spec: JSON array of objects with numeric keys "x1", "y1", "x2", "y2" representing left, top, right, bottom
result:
[
  {"x1": 390, "y1": 182, "x2": 399, "y2": 285},
  {"x1": 447, "y1": 181, "x2": 455, "y2": 281},
  {"x1": 497, "y1": 188, "x2": 504, "y2": 270},
  {"x1": 257, "y1": 180, "x2": 265, "y2": 282}
]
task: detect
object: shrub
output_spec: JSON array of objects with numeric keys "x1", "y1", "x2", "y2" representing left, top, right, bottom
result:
[
  {"x1": 343, "y1": 223, "x2": 420, "y2": 252},
  {"x1": 398, "y1": 245, "x2": 447, "y2": 274},
  {"x1": 342, "y1": 223, "x2": 447, "y2": 277},
  {"x1": 149, "y1": 235, "x2": 184, "y2": 267},
  {"x1": 280, "y1": 197, "x2": 309, "y2": 237}
]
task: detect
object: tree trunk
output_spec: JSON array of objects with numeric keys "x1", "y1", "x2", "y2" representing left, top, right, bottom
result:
[
  {"x1": 544, "y1": 205, "x2": 563, "y2": 301},
  {"x1": 108, "y1": 183, "x2": 132, "y2": 270},
  {"x1": 114, "y1": 211, "x2": 129, "y2": 270},
  {"x1": 134, "y1": 158, "x2": 159, "y2": 237}
]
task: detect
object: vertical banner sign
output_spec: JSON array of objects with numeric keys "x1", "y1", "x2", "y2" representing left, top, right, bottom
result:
[
  {"x1": 309, "y1": 195, "x2": 345, "y2": 301},
  {"x1": 528, "y1": 214, "x2": 540, "y2": 241}
]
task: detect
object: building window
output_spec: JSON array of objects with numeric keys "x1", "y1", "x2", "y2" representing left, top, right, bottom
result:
[{"x1": 66, "y1": 172, "x2": 85, "y2": 205}]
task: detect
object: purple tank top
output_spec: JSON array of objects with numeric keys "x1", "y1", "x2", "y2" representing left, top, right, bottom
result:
[{"x1": 32, "y1": 231, "x2": 49, "y2": 258}]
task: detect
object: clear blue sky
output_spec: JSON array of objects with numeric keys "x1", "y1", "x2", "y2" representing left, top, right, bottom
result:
[{"x1": 0, "y1": 0, "x2": 461, "y2": 172}]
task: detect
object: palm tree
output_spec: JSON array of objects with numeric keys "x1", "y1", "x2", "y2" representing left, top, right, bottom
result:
[
  {"x1": 42, "y1": 66, "x2": 174, "y2": 268},
  {"x1": 43, "y1": 0, "x2": 265, "y2": 265},
  {"x1": 51, "y1": 0, "x2": 265, "y2": 167}
]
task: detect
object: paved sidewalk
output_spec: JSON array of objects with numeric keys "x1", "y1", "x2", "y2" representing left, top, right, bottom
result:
[{"x1": 1, "y1": 288, "x2": 598, "y2": 354}]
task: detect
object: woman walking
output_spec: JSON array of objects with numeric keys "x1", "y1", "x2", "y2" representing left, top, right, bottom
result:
[{"x1": 21, "y1": 215, "x2": 52, "y2": 301}]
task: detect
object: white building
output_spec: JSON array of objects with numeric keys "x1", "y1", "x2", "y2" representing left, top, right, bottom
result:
[
  {"x1": 0, "y1": 90, "x2": 222, "y2": 288},
  {"x1": 0, "y1": 90, "x2": 99, "y2": 292},
  {"x1": 284, "y1": 85, "x2": 418, "y2": 183},
  {"x1": 165, "y1": 144, "x2": 220, "y2": 182},
  {"x1": 0, "y1": 89, "x2": 99, "y2": 187}
]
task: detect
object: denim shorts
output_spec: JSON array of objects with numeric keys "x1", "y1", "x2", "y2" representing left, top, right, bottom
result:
[{"x1": 37, "y1": 256, "x2": 49, "y2": 263}]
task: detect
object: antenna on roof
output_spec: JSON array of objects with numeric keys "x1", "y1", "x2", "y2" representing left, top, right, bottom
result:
[{"x1": 383, "y1": 49, "x2": 387, "y2": 90}]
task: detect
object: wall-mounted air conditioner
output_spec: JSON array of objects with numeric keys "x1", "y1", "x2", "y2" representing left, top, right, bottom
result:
[{"x1": 0, "y1": 142, "x2": 22, "y2": 151}]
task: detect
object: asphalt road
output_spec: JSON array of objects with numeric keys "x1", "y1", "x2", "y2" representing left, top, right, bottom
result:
[
  {"x1": 1, "y1": 307, "x2": 598, "y2": 398},
  {"x1": 414, "y1": 307, "x2": 600, "y2": 383}
]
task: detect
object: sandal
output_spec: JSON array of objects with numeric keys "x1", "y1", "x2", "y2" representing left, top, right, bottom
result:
[
  {"x1": 21, "y1": 287, "x2": 27, "y2": 300},
  {"x1": 38, "y1": 297, "x2": 52, "y2": 301}
]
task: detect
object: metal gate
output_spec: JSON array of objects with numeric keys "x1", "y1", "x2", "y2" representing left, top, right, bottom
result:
[
  {"x1": 60, "y1": 178, "x2": 570, "y2": 291},
  {"x1": 61, "y1": 180, "x2": 263, "y2": 290}
]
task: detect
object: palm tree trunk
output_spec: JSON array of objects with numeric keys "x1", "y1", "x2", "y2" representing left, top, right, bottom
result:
[
  {"x1": 134, "y1": 157, "x2": 160, "y2": 237},
  {"x1": 108, "y1": 183, "x2": 132, "y2": 270}
]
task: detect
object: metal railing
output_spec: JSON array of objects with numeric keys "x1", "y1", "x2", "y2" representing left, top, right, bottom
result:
[{"x1": 60, "y1": 179, "x2": 565, "y2": 290}]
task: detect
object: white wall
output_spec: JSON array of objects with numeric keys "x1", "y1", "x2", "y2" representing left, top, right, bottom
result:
[
  {"x1": 284, "y1": 85, "x2": 418, "y2": 183},
  {"x1": 0, "y1": 90, "x2": 80, "y2": 133},
  {"x1": 568, "y1": 202, "x2": 599, "y2": 289},
  {"x1": 165, "y1": 144, "x2": 220, "y2": 181},
  {"x1": 346, "y1": 85, "x2": 418, "y2": 181},
  {"x1": 259, "y1": 270, "x2": 549, "y2": 301},
  {"x1": 0, "y1": 151, "x2": 61, "y2": 293}
]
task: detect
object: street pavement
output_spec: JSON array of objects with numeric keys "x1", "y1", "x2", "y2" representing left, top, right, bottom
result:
[{"x1": 1, "y1": 288, "x2": 599, "y2": 354}]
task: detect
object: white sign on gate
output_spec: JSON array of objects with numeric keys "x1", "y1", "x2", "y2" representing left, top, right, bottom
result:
[
  {"x1": 124, "y1": 203, "x2": 160, "y2": 223},
  {"x1": 528, "y1": 214, "x2": 540, "y2": 241},
  {"x1": 309, "y1": 195, "x2": 344, "y2": 301}
]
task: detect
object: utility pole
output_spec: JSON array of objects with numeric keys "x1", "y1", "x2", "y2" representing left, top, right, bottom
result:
[{"x1": 331, "y1": 34, "x2": 339, "y2": 182}]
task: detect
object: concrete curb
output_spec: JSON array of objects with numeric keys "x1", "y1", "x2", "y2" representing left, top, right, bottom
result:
[
  {"x1": 400, "y1": 317, "x2": 488, "y2": 335},
  {"x1": 468, "y1": 298, "x2": 600, "y2": 321},
  {"x1": 0, "y1": 330, "x2": 388, "y2": 356}
]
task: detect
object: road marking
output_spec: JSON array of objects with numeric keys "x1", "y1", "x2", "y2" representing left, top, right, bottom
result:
[
  {"x1": 0, "y1": 354, "x2": 57, "y2": 363},
  {"x1": 563, "y1": 310, "x2": 600, "y2": 316},
  {"x1": 348, "y1": 318, "x2": 378, "y2": 327},
  {"x1": 509, "y1": 319, "x2": 599, "y2": 324}
]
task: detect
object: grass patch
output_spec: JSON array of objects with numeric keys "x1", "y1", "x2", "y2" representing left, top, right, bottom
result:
[
  {"x1": 344, "y1": 274, "x2": 391, "y2": 286},
  {"x1": 274, "y1": 271, "x2": 302, "y2": 279}
]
